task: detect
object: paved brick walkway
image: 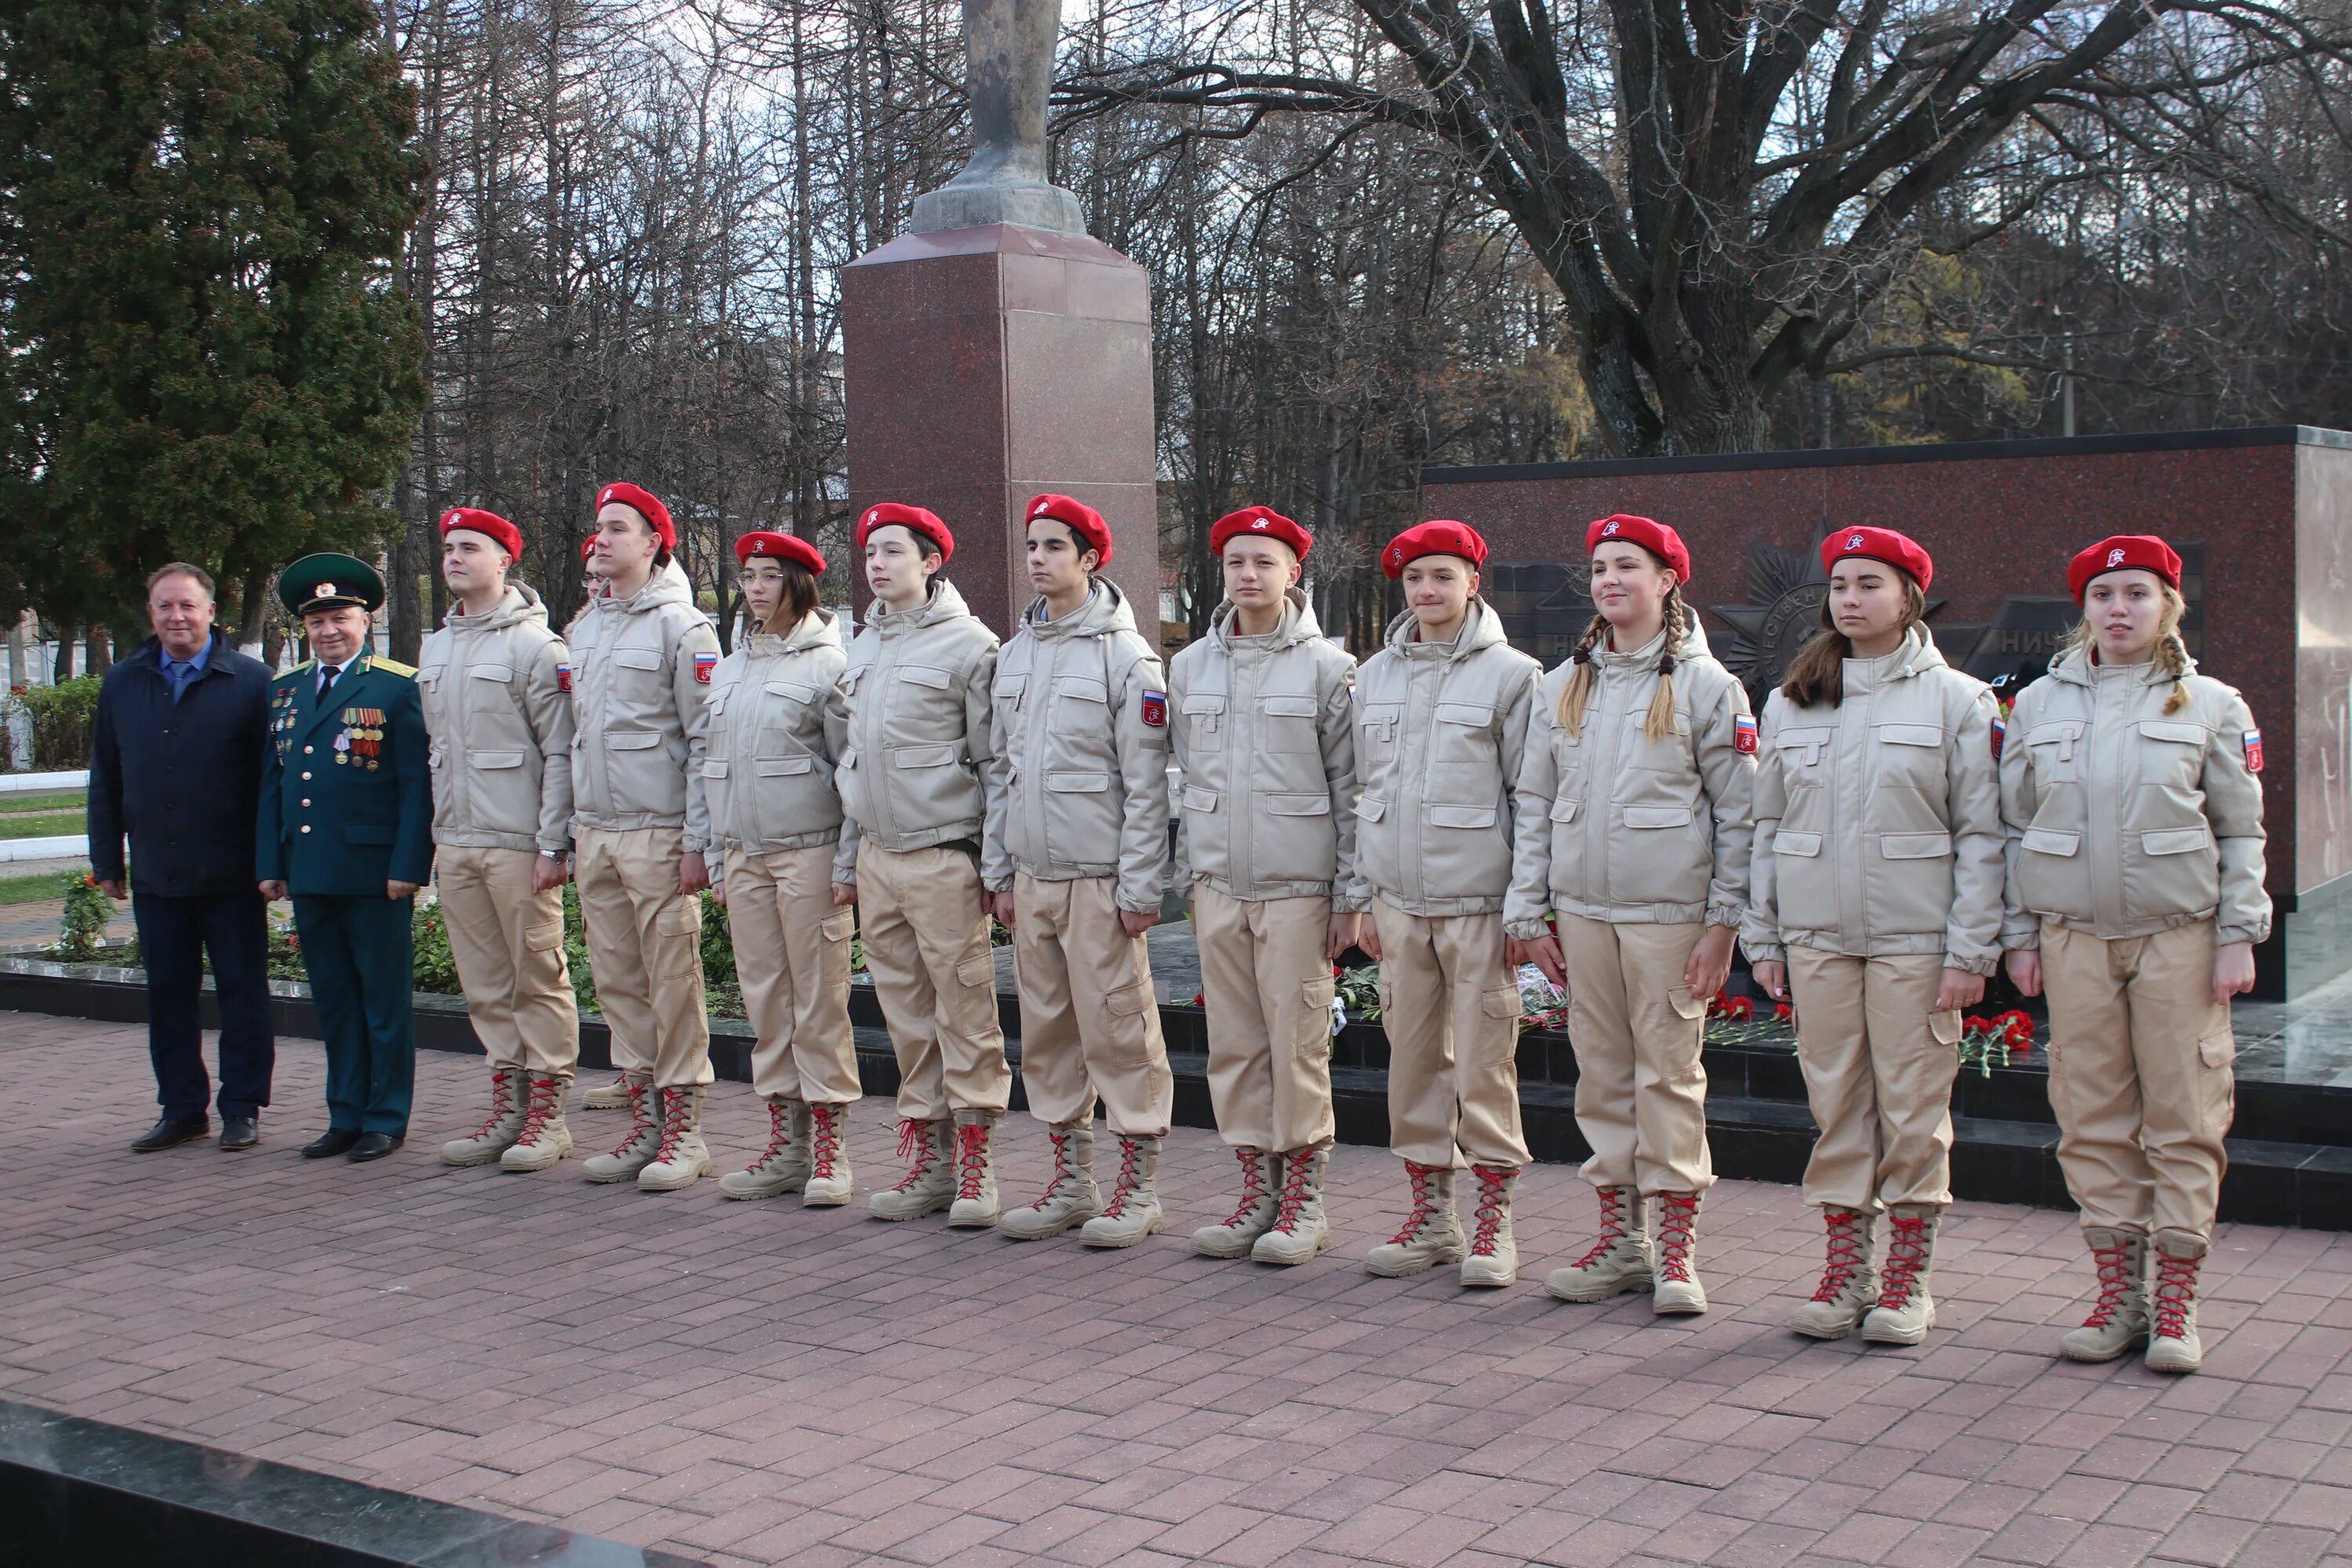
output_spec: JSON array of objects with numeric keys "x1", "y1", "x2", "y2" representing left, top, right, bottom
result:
[{"x1": 7, "y1": 1012, "x2": 2352, "y2": 1568}]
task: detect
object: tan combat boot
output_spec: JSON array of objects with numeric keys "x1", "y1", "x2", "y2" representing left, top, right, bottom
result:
[
  {"x1": 1860, "y1": 1207, "x2": 1939, "y2": 1345},
  {"x1": 1461, "y1": 1166, "x2": 1519, "y2": 1287},
  {"x1": 947, "y1": 1111, "x2": 1002, "y2": 1227},
  {"x1": 581, "y1": 1078, "x2": 661, "y2": 1183},
  {"x1": 441, "y1": 1066, "x2": 528, "y2": 1167},
  {"x1": 1080, "y1": 1135, "x2": 1164, "y2": 1248},
  {"x1": 1191, "y1": 1149, "x2": 1279, "y2": 1259},
  {"x1": 1546, "y1": 1185, "x2": 1652, "y2": 1302},
  {"x1": 803, "y1": 1103, "x2": 855, "y2": 1207},
  {"x1": 2144, "y1": 1229, "x2": 2207, "y2": 1374},
  {"x1": 1252, "y1": 1148, "x2": 1330, "y2": 1267},
  {"x1": 999, "y1": 1122, "x2": 1101, "y2": 1240},
  {"x1": 720, "y1": 1098, "x2": 812, "y2": 1200},
  {"x1": 582, "y1": 1074, "x2": 633, "y2": 1109},
  {"x1": 1791, "y1": 1208, "x2": 1878, "y2": 1339},
  {"x1": 501, "y1": 1075, "x2": 574, "y2": 1171},
  {"x1": 637, "y1": 1086, "x2": 710, "y2": 1192},
  {"x1": 2060, "y1": 1228, "x2": 2150, "y2": 1363},
  {"x1": 867, "y1": 1118, "x2": 953, "y2": 1220},
  {"x1": 1652, "y1": 1192, "x2": 1707, "y2": 1315},
  {"x1": 1366, "y1": 1161, "x2": 1465, "y2": 1276}
]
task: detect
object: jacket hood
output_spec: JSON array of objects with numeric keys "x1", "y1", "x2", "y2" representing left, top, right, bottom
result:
[
  {"x1": 740, "y1": 607, "x2": 844, "y2": 659},
  {"x1": 1382, "y1": 596, "x2": 1510, "y2": 659},
  {"x1": 1208, "y1": 587, "x2": 1326, "y2": 651},
  {"x1": 1021, "y1": 577, "x2": 1143, "y2": 641},
  {"x1": 2044, "y1": 641, "x2": 2197, "y2": 689},
  {"x1": 871, "y1": 577, "x2": 975, "y2": 636},
  {"x1": 599, "y1": 557, "x2": 699, "y2": 618},
  {"x1": 442, "y1": 583, "x2": 550, "y2": 634},
  {"x1": 1591, "y1": 606, "x2": 1714, "y2": 670}
]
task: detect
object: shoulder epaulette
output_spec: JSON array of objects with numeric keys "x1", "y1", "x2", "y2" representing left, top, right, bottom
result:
[
  {"x1": 364, "y1": 655, "x2": 417, "y2": 677},
  {"x1": 280, "y1": 660, "x2": 312, "y2": 679}
]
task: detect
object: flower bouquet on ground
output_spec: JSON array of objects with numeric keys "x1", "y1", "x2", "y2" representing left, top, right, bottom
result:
[{"x1": 1959, "y1": 1008, "x2": 2038, "y2": 1076}]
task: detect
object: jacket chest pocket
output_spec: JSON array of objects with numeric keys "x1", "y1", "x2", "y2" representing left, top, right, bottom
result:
[
  {"x1": 760, "y1": 679, "x2": 820, "y2": 752},
  {"x1": 1258, "y1": 691, "x2": 1321, "y2": 753},
  {"x1": 1181, "y1": 694, "x2": 1227, "y2": 752},
  {"x1": 993, "y1": 673, "x2": 1029, "y2": 721},
  {"x1": 1872, "y1": 722, "x2": 1946, "y2": 787},
  {"x1": 463, "y1": 662, "x2": 520, "y2": 735},
  {"x1": 1433, "y1": 700, "x2": 1497, "y2": 765},
  {"x1": 612, "y1": 646, "x2": 665, "y2": 699},
  {"x1": 1775, "y1": 727, "x2": 1835, "y2": 781},
  {"x1": 886, "y1": 662, "x2": 960, "y2": 742},
  {"x1": 2136, "y1": 719, "x2": 2208, "y2": 792},
  {"x1": 2025, "y1": 720, "x2": 2085, "y2": 784},
  {"x1": 1050, "y1": 674, "x2": 1109, "y2": 743},
  {"x1": 1357, "y1": 702, "x2": 1403, "y2": 749}
]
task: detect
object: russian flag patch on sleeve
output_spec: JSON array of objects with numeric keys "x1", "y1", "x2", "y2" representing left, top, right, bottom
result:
[
  {"x1": 693, "y1": 651, "x2": 717, "y2": 684},
  {"x1": 1991, "y1": 716, "x2": 2005, "y2": 762},
  {"x1": 1141, "y1": 690, "x2": 1167, "y2": 728},
  {"x1": 555, "y1": 662, "x2": 572, "y2": 694},
  {"x1": 1733, "y1": 713, "x2": 1758, "y2": 755},
  {"x1": 2245, "y1": 728, "x2": 2264, "y2": 773}
]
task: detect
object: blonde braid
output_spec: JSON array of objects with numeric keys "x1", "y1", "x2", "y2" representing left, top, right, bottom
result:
[
  {"x1": 1554, "y1": 613, "x2": 1611, "y2": 735},
  {"x1": 2158, "y1": 629, "x2": 2193, "y2": 714},
  {"x1": 1643, "y1": 586, "x2": 1686, "y2": 742}
]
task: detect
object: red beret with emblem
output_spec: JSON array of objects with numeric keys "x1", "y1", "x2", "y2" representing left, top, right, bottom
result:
[
  {"x1": 596, "y1": 481, "x2": 674, "y2": 550},
  {"x1": 1821, "y1": 524, "x2": 1933, "y2": 592},
  {"x1": 579, "y1": 535, "x2": 598, "y2": 564},
  {"x1": 1586, "y1": 514, "x2": 1692, "y2": 586},
  {"x1": 2068, "y1": 534, "x2": 2182, "y2": 602},
  {"x1": 1024, "y1": 493, "x2": 1112, "y2": 565},
  {"x1": 439, "y1": 506, "x2": 523, "y2": 561},
  {"x1": 1381, "y1": 519, "x2": 1489, "y2": 579},
  {"x1": 1210, "y1": 505, "x2": 1312, "y2": 559},
  {"x1": 735, "y1": 531, "x2": 826, "y2": 575},
  {"x1": 857, "y1": 503, "x2": 954, "y2": 565}
]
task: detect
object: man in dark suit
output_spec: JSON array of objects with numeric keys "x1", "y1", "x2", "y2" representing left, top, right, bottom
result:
[
  {"x1": 90, "y1": 563, "x2": 278, "y2": 1153},
  {"x1": 256, "y1": 554, "x2": 434, "y2": 1163}
]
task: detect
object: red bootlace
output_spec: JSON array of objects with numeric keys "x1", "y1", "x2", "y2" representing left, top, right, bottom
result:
[
  {"x1": 808, "y1": 1105, "x2": 842, "y2": 1179},
  {"x1": 605, "y1": 1082, "x2": 654, "y2": 1157},
  {"x1": 1655, "y1": 1193, "x2": 1699, "y2": 1283},
  {"x1": 2082, "y1": 1236, "x2": 2138, "y2": 1327},
  {"x1": 1269, "y1": 1152, "x2": 1317, "y2": 1235},
  {"x1": 1468, "y1": 1167, "x2": 1512, "y2": 1258},
  {"x1": 467, "y1": 1069, "x2": 516, "y2": 1138},
  {"x1": 955, "y1": 1123, "x2": 990, "y2": 1200},
  {"x1": 1218, "y1": 1150, "x2": 1270, "y2": 1228},
  {"x1": 1026, "y1": 1130, "x2": 1074, "y2": 1211},
  {"x1": 650, "y1": 1090, "x2": 690, "y2": 1162},
  {"x1": 1100, "y1": 1137, "x2": 1145, "y2": 1218},
  {"x1": 1876, "y1": 1214, "x2": 1930, "y2": 1310},
  {"x1": 888, "y1": 1119, "x2": 939, "y2": 1192},
  {"x1": 1813, "y1": 1208, "x2": 1869, "y2": 1301},
  {"x1": 514, "y1": 1076, "x2": 560, "y2": 1143},
  {"x1": 1572, "y1": 1186, "x2": 1632, "y2": 1269},
  {"x1": 746, "y1": 1100, "x2": 793, "y2": 1173},
  {"x1": 2151, "y1": 1250, "x2": 2201, "y2": 1341},
  {"x1": 1387, "y1": 1161, "x2": 1444, "y2": 1245}
]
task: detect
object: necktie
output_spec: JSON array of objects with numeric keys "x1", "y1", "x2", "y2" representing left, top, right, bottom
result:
[{"x1": 318, "y1": 664, "x2": 341, "y2": 702}]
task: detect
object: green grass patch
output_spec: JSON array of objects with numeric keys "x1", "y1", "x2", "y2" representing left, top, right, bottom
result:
[
  {"x1": 0, "y1": 869, "x2": 89, "y2": 906},
  {"x1": 0, "y1": 792, "x2": 86, "y2": 815},
  {"x1": 0, "y1": 812, "x2": 85, "y2": 840}
]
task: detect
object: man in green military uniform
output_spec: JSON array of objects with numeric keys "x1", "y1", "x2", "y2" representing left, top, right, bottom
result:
[{"x1": 256, "y1": 554, "x2": 434, "y2": 1162}]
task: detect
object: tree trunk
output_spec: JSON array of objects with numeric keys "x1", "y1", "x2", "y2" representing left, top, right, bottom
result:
[
  {"x1": 388, "y1": 524, "x2": 426, "y2": 664},
  {"x1": 85, "y1": 626, "x2": 111, "y2": 675},
  {"x1": 52, "y1": 623, "x2": 75, "y2": 684}
]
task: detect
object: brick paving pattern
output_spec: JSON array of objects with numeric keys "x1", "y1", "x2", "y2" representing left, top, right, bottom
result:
[{"x1": 6, "y1": 1011, "x2": 2352, "y2": 1567}]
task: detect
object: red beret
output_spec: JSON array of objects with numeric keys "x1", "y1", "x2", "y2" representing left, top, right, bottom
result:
[
  {"x1": 1210, "y1": 505, "x2": 1312, "y2": 559},
  {"x1": 858, "y1": 503, "x2": 954, "y2": 565},
  {"x1": 596, "y1": 481, "x2": 674, "y2": 550},
  {"x1": 579, "y1": 535, "x2": 598, "y2": 564},
  {"x1": 2068, "y1": 535, "x2": 2182, "y2": 601},
  {"x1": 439, "y1": 507, "x2": 522, "y2": 561},
  {"x1": 735, "y1": 531, "x2": 825, "y2": 575},
  {"x1": 1024, "y1": 493, "x2": 1112, "y2": 566},
  {"x1": 1586, "y1": 514, "x2": 1691, "y2": 586},
  {"x1": 1382, "y1": 520, "x2": 1489, "y2": 579},
  {"x1": 1822, "y1": 525, "x2": 1933, "y2": 592}
]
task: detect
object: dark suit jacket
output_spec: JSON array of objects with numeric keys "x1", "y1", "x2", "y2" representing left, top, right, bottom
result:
[
  {"x1": 256, "y1": 656, "x2": 433, "y2": 895},
  {"x1": 87, "y1": 633, "x2": 274, "y2": 898}
]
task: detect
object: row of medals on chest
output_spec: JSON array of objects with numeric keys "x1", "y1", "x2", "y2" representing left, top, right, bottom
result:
[{"x1": 273, "y1": 694, "x2": 387, "y2": 771}]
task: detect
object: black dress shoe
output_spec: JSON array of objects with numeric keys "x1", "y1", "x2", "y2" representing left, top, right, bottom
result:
[
  {"x1": 132, "y1": 1115, "x2": 210, "y2": 1153},
  {"x1": 347, "y1": 1133, "x2": 404, "y2": 1163},
  {"x1": 302, "y1": 1128, "x2": 361, "y2": 1160},
  {"x1": 219, "y1": 1116, "x2": 260, "y2": 1151}
]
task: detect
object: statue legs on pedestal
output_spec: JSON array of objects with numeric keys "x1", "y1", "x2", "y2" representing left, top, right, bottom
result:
[{"x1": 910, "y1": 0, "x2": 1087, "y2": 234}]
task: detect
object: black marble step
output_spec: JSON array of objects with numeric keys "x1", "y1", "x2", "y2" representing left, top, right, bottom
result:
[{"x1": 0, "y1": 1399, "x2": 703, "y2": 1567}]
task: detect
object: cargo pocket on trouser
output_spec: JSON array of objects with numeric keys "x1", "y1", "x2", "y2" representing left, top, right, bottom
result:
[
  {"x1": 1928, "y1": 1008, "x2": 1964, "y2": 1048},
  {"x1": 1662, "y1": 984, "x2": 1708, "y2": 1085},
  {"x1": 1102, "y1": 978, "x2": 1156, "y2": 1070},
  {"x1": 818, "y1": 909, "x2": 856, "y2": 994},
  {"x1": 956, "y1": 951, "x2": 995, "y2": 993},
  {"x1": 1479, "y1": 984, "x2": 1523, "y2": 1062},
  {"x1": 2197, "y1": 1027, "x2": 2238, "y2": 1142},
  {"x1": 522, "y1": 916, "x2": 568, "y2": 989},
  {"x1": 1301, "y1": 975, "x2": 1338, "y2": 1054},
  {"x1": 654, "y1": 898, "x2": 702, "y2": 978}
]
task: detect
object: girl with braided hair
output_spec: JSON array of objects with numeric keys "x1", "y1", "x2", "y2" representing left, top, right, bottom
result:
[
  {"x1": 1508, "y1": 515, "x2": 1756, "y2": 1316},
  {"x1": 1999, "y1": 535, "x2": 2267, "y2": 1375}
]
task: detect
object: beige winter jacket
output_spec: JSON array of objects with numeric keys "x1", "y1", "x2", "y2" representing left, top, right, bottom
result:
[
  {"x1": 417, "y1": 585, "x2": 574, "y2": 855},
  {"x1": 1168, "y1": 590, "x2": 1362, "y2": 909},
  {"x1": 1743, "y1": 626, "x2": 2005, "y2": 975},
  {"x1": 702, "y1": 610, "x2": 849, "y2": 858},
  {"x1": 567, "y1": 562, "x2": 721, "y2": 851},
  {"x1": 833, "y1": 579, "x2": 998, "y2": 884},
  {"x1": 1506, "y1": 618, "x2": 1755, "y2": 936},
  {"x1": 1346, "y1": 600, "x2": 1541, "y2": 918},
  {"x1": 1999, "y1": 646, "x2": 2270, "y2": 949},
  {"x1": 985, "y1": 579, "x2": 1171, "y2": 914}
]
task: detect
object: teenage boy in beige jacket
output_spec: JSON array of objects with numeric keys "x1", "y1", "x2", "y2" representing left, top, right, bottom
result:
[
  {"x1": 985, "y1": 494, "x2": 1174, "y2": 1249},
  {"x1": 1170, "y1": 505, "x2": 1362, "y2": 1266},
  {"x1": 1349, "y1": 521, "x2": 1542, "y2": 1289},
  {"x1": 423, "y1": 509, "x2": 582, "y2": 1174},
  {"x1": 833, "y1": 504, "x2": 1014, "y2": 1227}
]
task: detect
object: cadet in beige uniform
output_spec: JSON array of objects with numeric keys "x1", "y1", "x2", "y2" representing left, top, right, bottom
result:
[
  {"x1": 567, "y1": 481, "x2": 724, "y2": 1192},
  {"x1": 707, "y1": 531, "x2": 858, "y2": 1205},
  {"x1": 835, "y1": 504, "x2": 1012, "y2": 1227},
  {"x1": 985, "y1": 493, "x2": 1174, "y2": 1248},
  {"x1": 422, "y1": 509, "x2": 582, "y2": 1173},
  {"x1": 1745, "y1": 526, "x2": 2004, "y2": 1347},
  {"x1": 1511, "y1": 515, "x2": 1754, "y2": 1315},
  {"x1": 1350, "y1": 521, "x2": 1541, "y2": 1288},
  {"x1": 2002, "y1": 534, "x2": 2267, "y2": 1375},
  {"x1": 1170, "y1": 506, "x2": 1361, "y2": 1266}
]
